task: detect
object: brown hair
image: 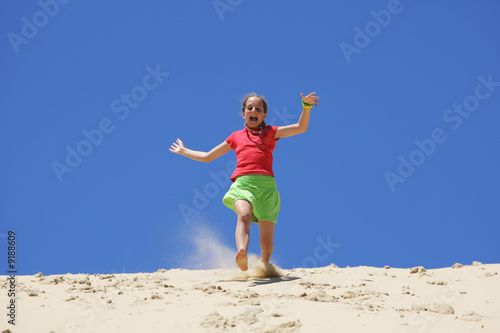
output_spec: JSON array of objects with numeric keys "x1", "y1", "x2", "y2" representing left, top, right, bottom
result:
[{"x1": 241, "y1": 93, "x2": 268, "y2": 126}]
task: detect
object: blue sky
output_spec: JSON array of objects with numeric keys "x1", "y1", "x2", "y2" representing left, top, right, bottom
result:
[{"x1": 1, "y1": 1, "x2": 499, "y2": 275}]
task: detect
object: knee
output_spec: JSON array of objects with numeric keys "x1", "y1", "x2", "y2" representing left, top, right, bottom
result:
[{"x1": 238, "y1": 212, "x2": 252, "y2": 224}]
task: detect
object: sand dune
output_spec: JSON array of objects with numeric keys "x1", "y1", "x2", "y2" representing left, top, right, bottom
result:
[{"x1": 1, "y1": 262, "x2": 499, "y2": 332}]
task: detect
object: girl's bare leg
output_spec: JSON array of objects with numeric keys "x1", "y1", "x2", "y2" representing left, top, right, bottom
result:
[
  {"x1": 234, "y1": 199, "x2": 253, "y2": 271},
  {"x1": 258, "y1": 219, "x2": 275, "y2": 263}
]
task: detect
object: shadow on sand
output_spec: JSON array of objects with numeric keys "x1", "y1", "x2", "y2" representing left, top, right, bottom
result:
[
  {"x1": 217, "y1": 276, "x2": 301, "y2": 286},
  {"x1": 247, "y1": 276, "x2": 301, "y2": 286}
]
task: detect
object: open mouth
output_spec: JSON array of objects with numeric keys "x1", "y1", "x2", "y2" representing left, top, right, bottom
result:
[{"x1": 250, "y1": 116, "x2": 258, "y2": 122}]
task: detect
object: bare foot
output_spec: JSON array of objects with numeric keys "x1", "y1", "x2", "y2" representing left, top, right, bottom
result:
[{"x1": 235, "y1": 249, "x2": 248, "y2": 271}]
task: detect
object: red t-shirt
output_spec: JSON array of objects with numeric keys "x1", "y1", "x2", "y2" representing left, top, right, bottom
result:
[{"x1": 226, "y1": 125, "x2": 279, "y2": 182}]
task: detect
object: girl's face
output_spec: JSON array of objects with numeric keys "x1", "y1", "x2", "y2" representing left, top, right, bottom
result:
[{"x1": 243, "y1": 97, "x2": 266, "y2": 128}]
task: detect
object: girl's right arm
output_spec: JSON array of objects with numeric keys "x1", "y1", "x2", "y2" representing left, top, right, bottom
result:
[{"x1": 169, "y1": 139, "x2": 231, "y2": 163}]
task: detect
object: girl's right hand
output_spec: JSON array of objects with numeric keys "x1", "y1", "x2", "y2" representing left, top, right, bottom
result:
[{"x1": 169, "y1": 138, "x2": 184, "y2": 154}]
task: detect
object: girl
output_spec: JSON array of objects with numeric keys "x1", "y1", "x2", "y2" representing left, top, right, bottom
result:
[{"x1": 170, "y1": 92, "x2": 319, "y2": 271}]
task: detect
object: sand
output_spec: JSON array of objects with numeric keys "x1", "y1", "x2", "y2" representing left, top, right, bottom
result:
[{"x1": 1, "y1": 261, "x2": 499, "y2": 332}]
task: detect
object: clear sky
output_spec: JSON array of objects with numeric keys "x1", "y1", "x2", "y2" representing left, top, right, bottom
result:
[{"x1": 1, "y1": 1, "x2": 499, "y2": 275}]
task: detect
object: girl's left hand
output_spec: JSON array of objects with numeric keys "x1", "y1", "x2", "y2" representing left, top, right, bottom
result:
[{"x1": 301, "y1": 92, "x2": 319, "y2": 107}]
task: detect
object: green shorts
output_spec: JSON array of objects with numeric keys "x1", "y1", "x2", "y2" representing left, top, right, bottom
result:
[{"x1": 223, "y1": 175, "x2": 280, "y2": 223}]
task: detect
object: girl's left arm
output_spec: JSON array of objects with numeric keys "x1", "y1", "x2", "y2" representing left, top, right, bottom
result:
[{"x1": 275, "y1": 92, "x2": 319, "y2": 139}]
